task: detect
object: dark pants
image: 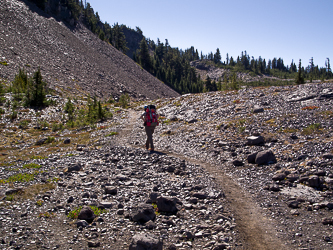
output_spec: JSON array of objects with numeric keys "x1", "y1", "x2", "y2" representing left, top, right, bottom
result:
[{"x1": 145, "y1": 126, "x2": 155, "y2": 149}]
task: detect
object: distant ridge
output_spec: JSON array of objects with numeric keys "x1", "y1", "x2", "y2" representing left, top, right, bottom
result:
[{"x1": 0, "y1": 0, "x2": 180, "y2": 100}]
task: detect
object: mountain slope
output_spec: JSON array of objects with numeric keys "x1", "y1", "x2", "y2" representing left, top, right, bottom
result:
[{"x1": 0, "y1": 0, "x2": 179, "y2": 100}]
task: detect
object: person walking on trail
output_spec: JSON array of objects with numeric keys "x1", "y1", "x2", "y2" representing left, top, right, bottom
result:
[{"x1": 141, "y1": 105, "x2": 159, "y2": 152}]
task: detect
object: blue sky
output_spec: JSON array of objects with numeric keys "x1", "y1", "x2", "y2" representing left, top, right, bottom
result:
[{"x1": 87, "y1": 0, "x2": 332, "y2": 68}]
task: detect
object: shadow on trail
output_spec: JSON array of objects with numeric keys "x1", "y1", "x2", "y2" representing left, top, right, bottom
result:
[{"x1": 148, "y1": 150, "x2": 167, "y2": 155}]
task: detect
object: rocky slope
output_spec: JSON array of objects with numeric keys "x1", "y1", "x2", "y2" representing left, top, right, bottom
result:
[
  {"x1": 0, "y1": 82, "x2": 332, "y2": 249},
  {"x1": 0, "y1": 0, "x2": 179, "y2": 100},
  {"x1": 190, "y1": 60, "x2": 295, "y2": 83}
]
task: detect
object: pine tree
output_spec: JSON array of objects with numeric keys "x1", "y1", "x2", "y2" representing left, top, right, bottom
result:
[
  {"x1": 295, "y1": 59, "x2": 304, "y2": 84},
  {"x1": 25, "y1": 67, "x2": 46, "y2": 107},
  {"x1": 138, "y1": 38, "x2": 151, "y2": 73},
  {"x1": 214, "y1": 48, "x2": 221, "y2": 64},
  {"x1": 112, "y1": 23, "x2": 128, "y2": 53}
]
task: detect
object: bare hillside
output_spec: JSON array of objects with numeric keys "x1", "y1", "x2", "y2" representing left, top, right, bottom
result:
[{"x1": 0, "y1": 0, "x2": 179, "y2": 100}]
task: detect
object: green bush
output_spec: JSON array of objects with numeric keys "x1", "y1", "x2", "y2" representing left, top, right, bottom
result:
[
  {"x1": 46, "y1": 136, "x2": 55, "y2": 143},
  {"x1": 23, "y1": 163, "x2": 41, "y2": 169},
  {"x1": 119, "y1": 93, "x2": 130, "y2": 108},
  {"x1": 67, "y1": 206, "x2": 106, "y2": 219},
  {"x1": 302, "y1": 123, "x2": 321, "y2": 135}
]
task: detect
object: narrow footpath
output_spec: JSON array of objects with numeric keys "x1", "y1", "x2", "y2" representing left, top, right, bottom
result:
[{"x1": 114, "y1": 109, "x2": 288, "y2": 250}]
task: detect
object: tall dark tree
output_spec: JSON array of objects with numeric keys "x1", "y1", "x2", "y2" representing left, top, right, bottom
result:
[
  {"x1": 25, "y1": 67, "x2": 47, "y2": 107},
  {"x1": 214, "y1": 48, "x2": 221, "y2": 64},
  {"x1": 295, "y1": 59, "x2": 304, "y2": 84},
  {"x1": 137, "y1": 38, "x2": 151, "y2": 73},
  {"x1": 112, "y1": 23, "x2": 128, "y2": 53}
]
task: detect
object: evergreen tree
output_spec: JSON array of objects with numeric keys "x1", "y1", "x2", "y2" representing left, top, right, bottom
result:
[
  {"x1": 214, "y1": 48, "x2": 221, "y2": 64},
  {"x1": 231, "y1": 73, "x2": 238, "y2": 90},
  {"x1": 112, "y1": 23, "x2": 128, "y2": 53},
  {"x1": 326, "y1": 58, "x2": 331, "y2": 74},
  {"x1": 25, "y1": 67, "x2": 47, "y2": 107},
  {"x1": 295, "y1": 59, "x2": 304, "y2": 84},
  {"x1": 137, "y1": 38, "x2": 152, "y2": 72}
]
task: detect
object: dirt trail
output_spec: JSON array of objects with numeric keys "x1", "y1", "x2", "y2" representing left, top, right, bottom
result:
[{"x1": 118, "y1": 110, "x2": 288, "y2": 250}]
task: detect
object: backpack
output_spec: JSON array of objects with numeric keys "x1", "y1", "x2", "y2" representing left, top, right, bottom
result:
[{"x1": 145, "y1": 105, "x2": 159, "y2": 127}]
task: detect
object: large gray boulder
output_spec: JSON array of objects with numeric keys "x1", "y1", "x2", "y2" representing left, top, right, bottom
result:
[
  {"x1": 129, "y1": 233, "x2": 162, "y2": 250},
  {"x1": 255, "y1": 150, "x2": 277, "y2": 165},
  {"x1": 131, "y1": 203, "x2": 156, "y2": 223}
]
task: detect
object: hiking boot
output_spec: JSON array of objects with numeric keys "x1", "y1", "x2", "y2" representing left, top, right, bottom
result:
[{"x1": 148, "y1": 148, "x2": 154, "y2": 152}]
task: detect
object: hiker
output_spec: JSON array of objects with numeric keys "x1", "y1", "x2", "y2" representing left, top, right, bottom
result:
[{"x1": 141, "y1": 105, "x2": 159, "y2": 151}]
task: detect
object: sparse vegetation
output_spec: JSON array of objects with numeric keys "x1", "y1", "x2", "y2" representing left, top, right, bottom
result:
[
  {"x1": 23, "y1": 163, "x2": 41, "y2": 169},
  {"x1": 107, "y1": 131, "x2": 118, "y2": 136},
  {"x1": 67, "y1": 206, "x2": 106, "y2": 219},
  {"x1": 119, "y1": 93, "x2": 130, "y2": 108},
  {"x1": 0, "y1": 172, "x2": 38, "y2": 183},
  {"x1": 302, "y1": 123, "x2": 322, "y2": 135}
]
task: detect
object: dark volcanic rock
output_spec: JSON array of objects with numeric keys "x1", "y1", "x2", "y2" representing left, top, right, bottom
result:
[
  {"x1": 78, "y1": 206, "x2": 96, "y2": 223},
  {"x1": 156, "y1": 196, "x2": 179, "y2": 214},
  {"x1": 131, "y1": 203, "x2": 156, "y2": 223}
]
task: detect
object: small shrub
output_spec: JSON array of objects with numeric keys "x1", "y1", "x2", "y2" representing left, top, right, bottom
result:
[
  {"x1": 107, "y1": 131, "x2": 118, "y2": 136},
  {"x1": 119, "y1": 93, "x2": 130, "y2": 108},
  {"x1": 19, "y1": 119, "x2": 30, "y2": 129},
  {"x1": 46, "y1": 136, "x2": 55, "y2": 143},
  {"x1": 0, "y1": 96, "x2": 6, "y2": 104},
  {"x1": 10, "y1": 110, "x2": 18, "y2": 120},
  {"x1": 30, "y1": 155, "x2": 47, "y2": 160},
  {"x1": 4, "y1": 173, "x2": 36, "y2": 183},
  {"x1": 52, "y1": 122, "x2": 63, "y2": 132},
  {"x1": 23, "y1": 163, "x2": 41, "y2": 169},
  {"x1": 36, "y1": 200, "x2": 43, "y2": 206},
  {"x1": 283, "y1": 128, "x2": 298, "y2": 133},
  {"x1": 302, "y1": 123, "x2": 322, "y2": 135},
  {"x1": 38, "y1": 212, "x2": 54, "y2": 218},
  {"x1": 67, "y1": 206, "x2": 106, "y2": 219},
  {"x1": 6, "y1": 194, "x2": 15, "y2": 201},
  {"x1": 174, "y1": 101, "x2": 181, "y2": 107}
]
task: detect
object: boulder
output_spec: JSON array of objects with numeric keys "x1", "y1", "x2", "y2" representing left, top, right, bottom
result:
[
  {"x1": 246, "y1": 136, "x2": 264, "y2": 146},
  {"x1": 129, "y1": 233, "x2": 162, "y2": 250},
  {"x1": 78, "y1": 206, "x2": 95, "y2": 223},
  {"x1": 272, "y1": 173, "x2": 286, "y2": 181},
  {"x1": 232, "y1": 159, "x2": 244, "y2": 166},
  {"x1": 255, "y1": 150, "x2": 277, "y2": 165},
  {"x1": 253, "y1": 105, "x2": 264, "y2": 113},
  {"x1": 64, "y1": 138, "x2": 71, "y2": 144},
  {"x1": 156, "y1": 196, "x2": 179, "y2": 214},
  {"x1": 131, "y1": 203, "x2": 156, "y2": 223},
  {"x1": 308, "y1": 175, "x2": 320, "y2": 188},
  {"x1": 247, "y1": 152, "x2": 258, "y2": 164},
  {"x1": 67, "y1": 163, "x2": 82, "y2": 172},
  {"x1": 35, "y1": 138, "x2": 47, "y2": 145},
  {"x1": 104, "y1": 186, "x2": 117, "y2": 195}
]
